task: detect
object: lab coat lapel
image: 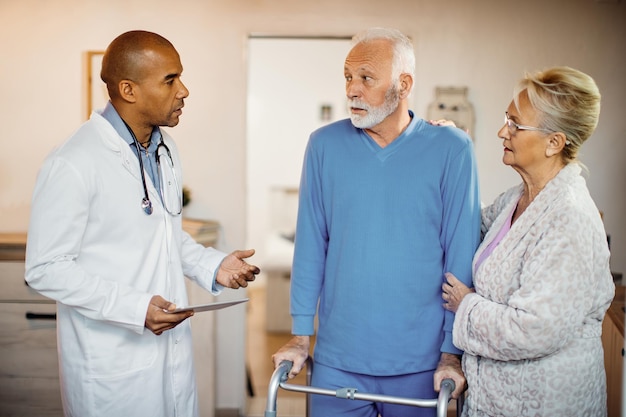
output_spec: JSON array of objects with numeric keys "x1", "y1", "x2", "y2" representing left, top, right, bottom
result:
[{"x1": 91, "y1": 112, "x2": 160, "y2": 201}]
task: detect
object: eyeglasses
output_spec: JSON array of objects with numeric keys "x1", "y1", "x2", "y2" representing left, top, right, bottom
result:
[
  {"x1": 504, "y1": 112, "x2": 553, "y2": 135},
  {"x1": 503, "y1": 112, "x2": 570, "y2": 145}
]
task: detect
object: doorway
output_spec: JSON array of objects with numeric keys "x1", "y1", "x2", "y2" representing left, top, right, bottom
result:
[{"x1": 245, "y1": 35, "x2": 351, "y2": 415}]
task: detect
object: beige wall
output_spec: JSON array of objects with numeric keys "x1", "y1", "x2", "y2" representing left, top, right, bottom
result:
[{"x1": 1, "y1": 0, "x2": 625, "y2": 414}]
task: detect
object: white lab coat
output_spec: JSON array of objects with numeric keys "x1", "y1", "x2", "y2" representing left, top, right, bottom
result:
[{"x1": 25, "y1": 111, "x2": 227, "y2": 417}]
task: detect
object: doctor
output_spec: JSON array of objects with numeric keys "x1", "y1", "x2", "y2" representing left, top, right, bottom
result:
[{"x1": 25, "y1": 30, "x2": 259, "y2": 417}]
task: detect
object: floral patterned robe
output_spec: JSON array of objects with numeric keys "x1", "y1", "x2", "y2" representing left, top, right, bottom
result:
[{"x1": 453, "y1": 163, "x2": 615, "y2": 417}]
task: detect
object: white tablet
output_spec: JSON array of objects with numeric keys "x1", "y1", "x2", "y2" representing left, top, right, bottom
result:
[{"x1": 167, "y1": 298, "x2": 249, "y2": 313}]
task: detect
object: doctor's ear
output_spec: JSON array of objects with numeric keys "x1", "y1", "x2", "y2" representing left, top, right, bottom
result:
[{"x1": 118, "y1": 80, "x2": 138, "y2": 104}]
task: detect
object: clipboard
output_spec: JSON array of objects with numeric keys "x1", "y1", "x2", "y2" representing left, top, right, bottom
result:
[{"x1": 167, "y1": 298, "x2": 249, "y2": 313}]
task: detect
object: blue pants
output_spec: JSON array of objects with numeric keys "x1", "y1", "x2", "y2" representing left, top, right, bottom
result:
[{"x1": 310, "y1": 362, "x2": 437, "y2": 417}]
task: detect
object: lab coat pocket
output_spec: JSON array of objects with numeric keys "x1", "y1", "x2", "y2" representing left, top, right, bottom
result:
[
  {"x1": 89, "y1": 365, "x2": 163, "y2": 416},
  {"x1": 85, "y1": 323, "x2": 157, "y2": 378}
]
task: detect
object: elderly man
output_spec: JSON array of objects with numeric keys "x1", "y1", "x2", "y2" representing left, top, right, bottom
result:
[
  {"x1": 26, "y1": 30, "x2": 259, "y2": 417},
  {"x1": 272, "y1": 27, "x2": 480, "y2": 417}
]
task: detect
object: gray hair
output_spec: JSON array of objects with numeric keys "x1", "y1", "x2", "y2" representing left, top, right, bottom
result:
[
  {"x1": 351, "y1": 27, "x2": 415, "y2": 82},
  {"x1": 514, "y1": 66, "x2": 601, "y2": 164}
]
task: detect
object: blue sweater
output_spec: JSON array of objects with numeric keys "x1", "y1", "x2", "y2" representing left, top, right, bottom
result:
[{"x1": 290, "y1": 113, "x2": 481, "y2": 376}]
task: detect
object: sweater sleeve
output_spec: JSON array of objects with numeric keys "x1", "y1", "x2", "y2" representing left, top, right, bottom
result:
[
  {"x1": 290, "y1": 136, "x2": 327, "y2": 335},
  {"x1": 440, "y1": 136, "x2": 481, "y2": 354}
]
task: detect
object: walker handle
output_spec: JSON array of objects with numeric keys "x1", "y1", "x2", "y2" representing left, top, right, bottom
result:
[{"x1": 437, "y1": 379, "x2": 455, "y2": 417}]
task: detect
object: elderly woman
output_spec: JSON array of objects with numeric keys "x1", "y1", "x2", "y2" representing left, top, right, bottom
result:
[{"x1": 442, "y1": 67, "x2": 615, "y2": 417}]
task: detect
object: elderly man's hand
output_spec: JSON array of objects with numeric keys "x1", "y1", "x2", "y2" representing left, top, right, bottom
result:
[
  {"x1": 433, "y1": 353, "x2": 466, "y2": 399},
  {"x1": 272, "y1": 336, "x2": 311, "y2": 379}
]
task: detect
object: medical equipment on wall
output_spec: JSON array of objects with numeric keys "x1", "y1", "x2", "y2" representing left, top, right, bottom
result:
[{"x1": 427, "y1": 86, "x2": 475, "y2": 139}]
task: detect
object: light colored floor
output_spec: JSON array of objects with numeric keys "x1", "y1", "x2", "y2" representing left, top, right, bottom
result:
[{"x1": 245, "y1": 284, "x2": 311, "y2": 417}]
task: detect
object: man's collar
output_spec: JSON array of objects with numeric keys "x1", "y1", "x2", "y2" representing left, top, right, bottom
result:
[{"x1": 101, "y1": 102, "x2": 160, "y2": 149}]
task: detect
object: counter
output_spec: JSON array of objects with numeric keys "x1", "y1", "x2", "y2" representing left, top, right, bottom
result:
[{"x1": 0, "y1": 232, "x2": 26, "y2": 261}]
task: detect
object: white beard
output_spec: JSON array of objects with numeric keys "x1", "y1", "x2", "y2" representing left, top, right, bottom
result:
[{"x1": 348, "y1": 85, "x2": 400, "y2": 129}]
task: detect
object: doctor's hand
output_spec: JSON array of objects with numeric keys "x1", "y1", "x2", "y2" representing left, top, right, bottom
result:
[
  {"x1": 145, "y1": 295, "x2": 194, "y2": 336},
  {"x1": 216, "y1": 249, "x2": 260, "y2": 289}
]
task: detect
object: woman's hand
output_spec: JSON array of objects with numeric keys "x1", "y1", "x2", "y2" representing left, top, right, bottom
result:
[
  {"x1": 428, "y1": 119, "x2": 472, "y2": 135},
  {"x1": 428, "y1": 119, "x2": 457, "y2": 127},
  {"x1": 442, "y1": 272, "x2": 474, "y2": 313}
]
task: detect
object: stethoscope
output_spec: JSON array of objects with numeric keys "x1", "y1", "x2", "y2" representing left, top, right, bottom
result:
[{"x1": 122, "y1": 120, "x2": 182, "y2": 216}]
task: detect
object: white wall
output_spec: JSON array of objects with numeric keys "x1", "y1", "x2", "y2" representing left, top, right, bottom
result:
[
  {"x1": 1, "y1": 0, "x2": 625, "y2": 414},
  {"x1": 246, "y1": 37, "x2": 352, "y2": 263}
]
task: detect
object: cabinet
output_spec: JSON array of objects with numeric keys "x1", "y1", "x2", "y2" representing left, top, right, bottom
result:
[
  {"x1": 602, "y1": 285, "x2": 624, "y2": 417},
  {"x1": 0, "y1": 234, "x2": 62, "y2": 415},
  {"x1": 0, "y1": 261, "x2": 62, "y2": 416}
]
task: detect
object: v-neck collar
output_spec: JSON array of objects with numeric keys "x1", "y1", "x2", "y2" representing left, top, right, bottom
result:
[{"x1": 359, "y1": 110, "x2": 419, "y2": 162}]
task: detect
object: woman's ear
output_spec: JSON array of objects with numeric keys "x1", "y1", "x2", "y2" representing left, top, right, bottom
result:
[{"x1": 546, "y1": 132, "x2": 568, "y2": 157}]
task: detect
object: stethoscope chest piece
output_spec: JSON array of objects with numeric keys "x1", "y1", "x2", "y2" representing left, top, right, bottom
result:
[{"x1": 142, "y1": 197, "x2": 153, "y2": 215}]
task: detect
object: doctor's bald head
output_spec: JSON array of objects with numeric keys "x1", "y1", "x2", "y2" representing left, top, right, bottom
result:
[{"x1": 100, "y1": 30, "x2": 179, "y2": 100}]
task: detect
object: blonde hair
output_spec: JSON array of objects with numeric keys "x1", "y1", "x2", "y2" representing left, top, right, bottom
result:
[{"x1": 514, "y1": 66, "x2": 601, "y2": 164}]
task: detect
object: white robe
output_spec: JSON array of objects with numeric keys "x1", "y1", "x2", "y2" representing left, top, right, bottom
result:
[
  {"x1": 453, "y1": 163, "x2": 615, "y2": 417},
  {"x1": 25, "y1": 111, "x2": 227, "y2": 417}
]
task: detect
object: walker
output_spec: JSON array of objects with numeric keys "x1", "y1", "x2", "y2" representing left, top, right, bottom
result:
[{"x1": 265, "y1": 357, "x2": 464, "y2": 417}]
